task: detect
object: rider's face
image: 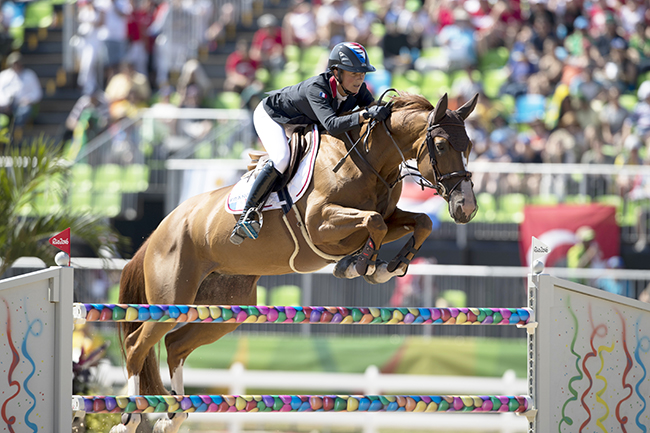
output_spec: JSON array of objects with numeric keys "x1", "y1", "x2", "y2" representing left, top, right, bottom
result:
[{"x1": 338, "y1": 69, "x2": 366, "y2": 94}]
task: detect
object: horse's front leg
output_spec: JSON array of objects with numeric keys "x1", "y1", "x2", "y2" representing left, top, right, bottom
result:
[
  {"x1": 364, "y1": 207, "x2": 432, "y2": 284},
  {"x1": 312, "y1": 204, "x2": 388, "y2": 279}
]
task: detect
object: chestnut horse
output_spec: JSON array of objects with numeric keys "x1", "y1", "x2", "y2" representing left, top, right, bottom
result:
[{"x1": 110, "y1": 93, "x2": 478, "y2": 433}]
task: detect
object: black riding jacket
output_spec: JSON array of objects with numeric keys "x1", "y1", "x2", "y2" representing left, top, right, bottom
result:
[{"x1": 262, "y1": 71, "x2": 375, "y2": 136}]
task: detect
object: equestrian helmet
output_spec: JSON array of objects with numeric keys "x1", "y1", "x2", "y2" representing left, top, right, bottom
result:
[{"x1": 327, "y1": 42, "x2": 377, "y2": 73}]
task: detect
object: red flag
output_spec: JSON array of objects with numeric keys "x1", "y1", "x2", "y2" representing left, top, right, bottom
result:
[
  {"x1": 49, "y1": 227, "x2": 71, "y2": 260},
  {"x1": 519, "y1": 205, "x2": 619, "y2": 267}
]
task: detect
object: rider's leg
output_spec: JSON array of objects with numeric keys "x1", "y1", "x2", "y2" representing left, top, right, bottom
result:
[
  {"x1": 230, "y1": 160, "x2": 281, "y2": 244},
  {"x1": 230, "y1": 102, "x2": 289, "y2": 245}
]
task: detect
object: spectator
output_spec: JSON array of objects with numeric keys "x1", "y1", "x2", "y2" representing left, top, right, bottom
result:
[
  {"x1": 538, "y1": 39, "x2": 564, "y2": 87},
  {"x1": 599, "y1": 87, "x2": 628, "y2": 145},
  {"x1": 382, "y1": 0, "x2": 423, "y2": 70},
  {"x1": 623, "y1": 80, "x2": 650, "y2": 146},
  {"x1": 0, "y1": 52, "x2": 42, "y2": 127},
  {"x1": 224, "y1": 38, "x2": 259, "y2": 93},
  {"x1": 105, "y1": 61, "x2": 151, "y2": 120},
  {"x1": 206, "y1": 2, "x2": 235, "y2": 49},
  {"x1": 176, "y1": 59, "x2": 213, "y2": 108},
  {"x1": 250, "y1": 14, "x2": 285, "y2": 73},
  {"x1": 149, "y1": 0, "x2": 210, "y2": 88},
  {"x1": 437, "y1": 9, "x2": 477, "y2": 72},
  {"x1": 76, "y1": 0, "x2": 103, "y2": 95},
  {"x1": 590, "y1": 12, "x2": 626, "y2": 68},
  {"x1": 628, "y1": 22, "x2": 650, "y2": 74},
  {"x1": 595, "y1": 256, "x2": 631, "y2": 297},
  {"x1": 282, "y1": 0, "x2": 317, "y2": 49},
  {"x1": 605, "y1": 37, "x2": 637, "y2": 92},
  {"x1": 315, "y1": 0, "x2": 349, "y2": 48},
  {"x1": 343, "y1": 0, "x2": 377, "y2": 48},
  {"x1": 0, "y1": 7, "x2": 13, "y2": 64},
  {"x1": 63, "y1": 90, "x2": 110, "y2": 160},
  {"x1": 567, "y1": 225, "x2": 605, "y2": 285},
  {"x1": 125, "y1": 0, "x2": 154, "y2": 76},
  {"x1": 94, "y1": 0, "x2": 133, "y2": 80},
  {"x1": 564, "y1": 15, "x2": 590, "y2": 57}
]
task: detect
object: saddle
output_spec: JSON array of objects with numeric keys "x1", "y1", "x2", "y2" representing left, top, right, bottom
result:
[
  {"x1": 226, "y1": 125, "x2": 320, "y2": 214},
  {"x1": 246, "y1": 124, "x2": 316, "y2": 191}
]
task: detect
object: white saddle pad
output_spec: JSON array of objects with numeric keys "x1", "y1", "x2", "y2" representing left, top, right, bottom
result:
[{"x1": 226, "y1": 125, "x2": 319, "y2": 214}]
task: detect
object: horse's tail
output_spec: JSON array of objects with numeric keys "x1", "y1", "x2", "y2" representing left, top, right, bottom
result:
[{"x1": 117, "y1": 238, "x2": 166, "y2": 395}]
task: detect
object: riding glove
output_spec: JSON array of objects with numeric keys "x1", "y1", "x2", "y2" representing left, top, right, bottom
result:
[{"x1": 363, "y1": 105, "x2": 390, "y2": 122}]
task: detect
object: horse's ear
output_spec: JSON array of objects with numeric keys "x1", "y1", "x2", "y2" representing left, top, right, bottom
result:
[
  {"x1": 456, "y1": 93, "x2": 479, "y2": 121},
  {"x1": 433, "y1": 93, "x2": 448, "y2": 124}
]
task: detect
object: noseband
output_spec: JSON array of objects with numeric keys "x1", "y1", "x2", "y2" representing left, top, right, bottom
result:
[{"x1": 416, "y1": 111, "x2": 473, "y2": 201}]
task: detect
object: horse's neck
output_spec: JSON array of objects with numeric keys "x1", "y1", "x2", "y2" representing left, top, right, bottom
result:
[{"x1": 366, "y1": 112, "x2": 424, "y2": 177}]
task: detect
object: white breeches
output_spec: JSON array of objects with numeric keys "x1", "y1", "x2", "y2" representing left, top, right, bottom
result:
[{"x1": 253, "y1": 101, "x2": 290, "y2": 174}]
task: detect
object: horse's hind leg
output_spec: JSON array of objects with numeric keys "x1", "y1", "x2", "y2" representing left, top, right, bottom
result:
[{"x1": 153, "y1": 273, "x2": 258, "y2": 433}]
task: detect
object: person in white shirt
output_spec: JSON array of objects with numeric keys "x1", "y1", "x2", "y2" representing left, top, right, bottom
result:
[{"x1": 0, "y1": 52, "x2": 42, "y2": 126}]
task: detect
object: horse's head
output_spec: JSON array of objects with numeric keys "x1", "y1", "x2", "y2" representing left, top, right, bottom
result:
[{"x1": 413, "y1": 93, "x2": 478, "y2": 224}]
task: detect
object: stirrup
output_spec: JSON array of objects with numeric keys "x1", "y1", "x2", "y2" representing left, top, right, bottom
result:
[{"x1": 230, "y1": 208, "x2": 264, "y2": 245}]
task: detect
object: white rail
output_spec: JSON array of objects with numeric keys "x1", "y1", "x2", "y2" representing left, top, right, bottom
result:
[
  {"x1": 98, "y1": 362, "x2": 526, "y2": 396},
  {"x1": 9, "y1": 257, "x2": 650, "y2": 281}
]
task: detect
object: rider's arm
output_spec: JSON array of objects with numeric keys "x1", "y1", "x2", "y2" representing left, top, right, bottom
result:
[{"x1": 306, "y1": 84, "x2": 362, "y2": 135}]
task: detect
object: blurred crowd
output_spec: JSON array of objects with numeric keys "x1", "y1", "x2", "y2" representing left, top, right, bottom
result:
[
  {"x1": 2, "y1": 0, "x2": 650, "y2": 199},
  {"x1": 220, "y1": 0, "x2": 650, "y2": 201}
]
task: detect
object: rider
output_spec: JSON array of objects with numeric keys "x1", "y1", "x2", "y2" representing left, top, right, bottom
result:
[{"x1": 230, "y1": 41, "x2": 391, "y2": 245}]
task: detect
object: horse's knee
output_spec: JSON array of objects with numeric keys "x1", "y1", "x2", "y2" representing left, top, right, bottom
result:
[
  {"x1": 365, "y1": 213, "x2": 387, "y2": 237},
  {"x1": 413, "y1": 213, "x2": 433, "y2": 234}
]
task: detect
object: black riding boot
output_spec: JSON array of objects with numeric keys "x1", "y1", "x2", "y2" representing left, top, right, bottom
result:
[{"x1": 230, "y1": 160, "x2": 282, "y2": 245}]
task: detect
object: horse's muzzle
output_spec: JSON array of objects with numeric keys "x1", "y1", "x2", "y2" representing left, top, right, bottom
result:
[{"x1": 448, "y1": 180, "x2": 477, "y2": 224}]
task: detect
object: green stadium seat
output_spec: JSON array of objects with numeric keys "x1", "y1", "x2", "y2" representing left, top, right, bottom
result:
[
  {"x1": 421, "y1": 70, "x2": 450, "y2": 100},
  {"x1": 482, "y1": 68, "x2": 509, "y2": 99},
  {"x1": 214, "y1": 91, "x2": 242, "y2": 109},
  {"x1": 366, "y1": 45, "x2": 384, "y2": 68},
  {"x1": 269, "y1": 285, "x2": 301, "y2": 306},
  {"x1": 530, "y1": 195, "x2": 559, "y2": 206},
  {"x1": 272, "y1": 70, "x2": 302, "y2": 89},
  {"x1": 256, "y1": 285, "x2": 267, "y2": 306},
  {"x1": 392, "y1": 69, "x2": 422, "y2": 94},
  {"x1": 71, "y1": 163, "x2": 93, "y2": 192},
  {"x1": 24, "y1": 1, "x2": 54, "y2": 28},
  {"x1": 437, "y1": 289, "x2": 467, "y2": 308},
  {"x1": 497, "y1": 193, "x2": 526, "y2": 223},
  {"x1": 122, "y1": 164, "x2": 150, "y2": 193},
  {"x1": 285, "y1": 45, "x2": 301, "y2": 63},
  {"x1": 69, "y1": 189, "x2": 93, "y2": 214},
  {"x1": 619, "y1": 94, "x2": 638, "y2": 111},
  {"x1": 300, "y1": 46, "x2": 328, "y2": 76},
  {"x1": 564, "y1": 195, "x2": 591, "y2": 205},
  {"x1": 622, "y1": 199, "x2": 650, "y2": 226},
  {"x1": 92, "y1": 191, "x2": 122, "y2": 217},
  {"x1": 478, "y1": 47, "x2": 509, "y2": 71},
  {"x1": 596, "y1": 194, "x2": 624, "y2": 224},
  {"x1": 473, "y1": 192, "x2": 497, "y2": 223},
  {"x1": 94, "y1": 164, "x2": 123, "y2": 193}
]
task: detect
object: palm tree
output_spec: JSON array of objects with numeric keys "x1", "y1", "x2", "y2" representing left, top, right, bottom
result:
[{"x1": 0, "y1": 134, "x2": 126, "y2": 276}]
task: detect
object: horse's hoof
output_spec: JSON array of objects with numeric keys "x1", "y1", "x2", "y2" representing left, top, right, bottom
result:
[
  {"x1": 333, "y1": 255, "x2": 356, "y2": 279},
  {"x1": 153, "y1": 413, "x2": 188, "y2": 433},
  {"x1": 109, "y1": 413, "x2": 141, "y2": 433},
  {"x1": 363, "y1": 261, "x2": 395, "y2": 284}
]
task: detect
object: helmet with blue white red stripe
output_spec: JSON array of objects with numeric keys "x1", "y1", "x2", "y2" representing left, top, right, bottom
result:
[{"x1": 327, "y1": 42, "x2": 377, "y2": 73}]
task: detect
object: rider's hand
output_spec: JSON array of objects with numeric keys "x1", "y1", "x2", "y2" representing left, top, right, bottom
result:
[{"x1": 363, "y1": 105, "x2": 390, "y2": 122}]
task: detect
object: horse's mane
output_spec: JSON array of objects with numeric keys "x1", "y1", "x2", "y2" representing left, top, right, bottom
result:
[{"x1": 389, "y1": 93, "x2": 434, "y2": 112}]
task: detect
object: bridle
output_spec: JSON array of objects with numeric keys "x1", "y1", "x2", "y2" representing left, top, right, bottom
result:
[
  {"x1": 414, "y1": 110, "x2": 473, "y2": 201},
  {"x1": 334, "y1": 93, "x2": 473, "y2": 202}
]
